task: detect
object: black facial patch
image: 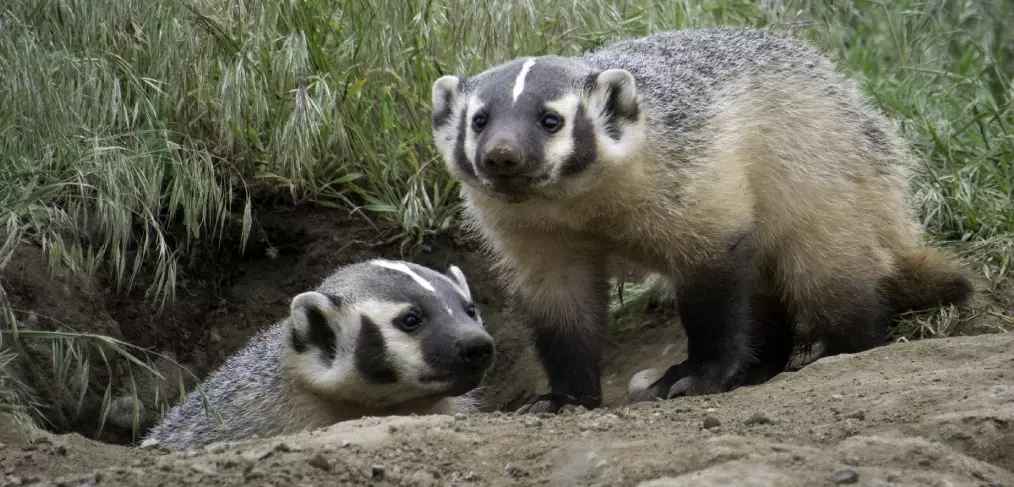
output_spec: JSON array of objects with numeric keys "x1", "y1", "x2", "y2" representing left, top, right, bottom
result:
[
  {"x1": 452, "y1": 106, "x2": 477, "y2": 179},
  {"x1": 354, "y1": 315, "x2": 398, "y2": 384},
  {"x1": 560, "y1": 103, "x2": 598, "y2": 177}
]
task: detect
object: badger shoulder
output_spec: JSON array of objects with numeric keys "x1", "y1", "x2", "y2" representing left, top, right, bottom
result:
[{"x1": 141, "y1": 260, "x2": 495, "y2": 450}]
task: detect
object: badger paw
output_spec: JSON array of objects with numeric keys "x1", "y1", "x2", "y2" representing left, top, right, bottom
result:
[
  {"x1": 515, "y1": 392, "x2": 600, "y2": 415},
  {"x1": 626, "y1": 362, "x2": 727, "y2": 403}
]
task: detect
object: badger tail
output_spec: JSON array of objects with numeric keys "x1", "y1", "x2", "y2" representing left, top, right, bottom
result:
[{"x1": 884, "y1": 249, "x2": 975, "y2": 313}]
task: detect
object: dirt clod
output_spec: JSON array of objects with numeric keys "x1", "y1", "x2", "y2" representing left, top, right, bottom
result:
[
  {"x1": 843, "y1": 410, "x2": 865, "y2": 421},
  {"x1": 702, "y1": 415, "x2": 721, "y2": 429},
  {"x1": 743, "y1": 411, "x2": 773, "y2": 425},
  {"x1": 306, "y1": 452, "x2": 330, "y2": 472}
]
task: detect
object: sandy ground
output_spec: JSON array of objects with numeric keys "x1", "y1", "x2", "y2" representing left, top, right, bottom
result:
[{"x1": 3, "y1": 331, "x2": 1011, "y2": 487}]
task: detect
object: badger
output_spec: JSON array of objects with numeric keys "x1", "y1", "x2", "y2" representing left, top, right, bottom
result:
[
  {"x1": 140, "y1": 259, "x2": 495, "y2": 449},
  {"x1": 429, "y1": 27, "x2": 973, "y2": 414}
]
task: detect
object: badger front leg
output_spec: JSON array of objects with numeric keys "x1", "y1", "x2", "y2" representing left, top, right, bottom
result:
[
  {"x1": 630, "y1": 234, "x2": 758, "y2": 401},
  {"x1": 507, "y1": 247, "x2": 610, "y2": 414}
]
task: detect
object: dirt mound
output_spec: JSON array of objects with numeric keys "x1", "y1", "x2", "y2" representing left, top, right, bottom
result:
[{"x1": 3, "y1": 332, "x2": 1011, "y2": 486}]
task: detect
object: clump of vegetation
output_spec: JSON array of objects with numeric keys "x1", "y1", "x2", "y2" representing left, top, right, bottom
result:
[{"x1": 1, "y1": 0, "x2": 1010, "y2": 439}]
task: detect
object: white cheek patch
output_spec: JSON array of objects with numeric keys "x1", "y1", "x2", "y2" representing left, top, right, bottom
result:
[
  {"x1": 370, "y1": 260, "x2": 435, "y2": 293},
  {"x1": 543, "y1": 94, "x2": 581, "y2": 175},
  {"x1": 512, "y1": 58, "x2": 536, "y2": 104},
  {"x1": 463, "y1": 95, "x2": 485, "y2": 170}
]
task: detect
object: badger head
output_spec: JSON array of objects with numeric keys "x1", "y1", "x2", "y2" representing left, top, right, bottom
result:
[
  {"x1": 431, "y1": 55, "x2": 645, "y2": 203},
  {"x1": 283, "y1": 259, "x2": 494, "y2": 408}
]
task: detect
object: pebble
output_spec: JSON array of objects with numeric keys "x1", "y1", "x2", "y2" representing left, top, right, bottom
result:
[
  {"x1": 190, "y1": 463, "x2": 217, "y2": 476},
  {"x1": 743, "y1": 411, "x2": 773, "y2": 425},
  {"x1": 833, "y1": 469, "x2": 860, "y2": 484},
  {"x1": 831, "y1": 394, "x2": 844, "y2": 400},
  {"x1": 703, "y1": 415, "x2": 721, "y2": 429},
  {"x1": 504, "y1": 463, "x2": 525, "y2": 477}
]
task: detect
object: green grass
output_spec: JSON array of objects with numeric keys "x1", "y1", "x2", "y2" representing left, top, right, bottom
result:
[{"x1": 1, "y1": 0, "x2": 1011, "y2": 438}]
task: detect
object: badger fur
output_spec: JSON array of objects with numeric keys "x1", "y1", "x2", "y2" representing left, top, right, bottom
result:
[
  {"x1": 429, "y1": 28, "x2": 973, "y2": 414},
  {"x1": 141, "y1": 259, "x2": 495, "y2": 449}
]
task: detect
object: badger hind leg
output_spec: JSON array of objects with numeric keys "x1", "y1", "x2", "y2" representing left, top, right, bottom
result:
[
  {"x1": 629, "y1": 233, "x2": 759, "y2": 401},
  {"x1": 777, "y1": 239, "x2": 897, "y2": 359}
]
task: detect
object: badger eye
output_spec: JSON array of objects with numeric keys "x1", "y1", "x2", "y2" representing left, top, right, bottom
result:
[
  {"x1": 471, "y1": 113, "x2": 488, "y2": 132},
  {"x1": 539, "y1": 113, "x2": 562, "y2": 132},
  {"x1": 395, "y1": 311, "x2": 424, "y2": 333},
  {"x1": 465, "y1": 303, "x2": 478, "y2": 319}
]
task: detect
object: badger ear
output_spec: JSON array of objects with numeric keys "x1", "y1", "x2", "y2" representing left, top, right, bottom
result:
[
  {"x1": 587, "y1": 68, "x2": 640, "y2": 137},
  {"x1": 447, "y1": 265, "x2": 472, "y2": 301},
  {"x1": 432, "y1": 75, "x2": 462, "y2": 130},
  {"x1": 289, "y1": 291, "x2": 344, "y2": 360}
]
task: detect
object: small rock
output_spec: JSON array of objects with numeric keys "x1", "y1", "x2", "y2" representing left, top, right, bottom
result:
[
  {"x1": 454, "y1": 413, "x2": 466, "y2": 421},
  {"x1": 833, "y1": 469, "x2": 859, "y2": 484},
  {"x1": 306, "y1": 452, "x2": 330, "y2": 472},
  {"x1": 843, "y1": 410, "x2": 865, "y2": 421},
  {"x1": 703, "y1": 415, "x2": 721, "y2": 429},
  {"x1": 743, "y1": 411, "x2": 773, "y2": 426},
  {"x1": 458, "y1": 471, "x2": 479, "y2": 481},
  {"x1": 831, "y1": 394, "x2": 844, "y2": 400},
  {"x1": 504, "y1": 463, "x2": 525, "y2": 477}
]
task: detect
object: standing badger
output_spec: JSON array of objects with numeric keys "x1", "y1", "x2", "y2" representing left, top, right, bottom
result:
[
  {"x1": 429, "y1": 28, "x2": 973, "y2": 414},
  {"x1": 141, "y1": 259, "x2": 495, "y2": 449}
]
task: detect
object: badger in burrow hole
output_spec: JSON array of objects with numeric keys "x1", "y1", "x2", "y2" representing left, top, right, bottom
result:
[{"x1": 141, "y1": 259, "x2": 495, "y2": 449}]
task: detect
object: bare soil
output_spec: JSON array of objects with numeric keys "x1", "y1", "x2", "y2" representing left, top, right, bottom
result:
[
  {"x1": 2, "y1": 204, "x2": 1013, "y2": 486},
  {"x1": 2, "y1": 330, "x2": 1012, "y2": 486}
]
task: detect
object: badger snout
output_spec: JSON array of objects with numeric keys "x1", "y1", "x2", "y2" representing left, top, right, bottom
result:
[
  {"x1": 454, "y1": 333, "x2": 495, "y2": 369},
  {"x1": 479, "y1": 140, "x2": 525, "y2": 176}
]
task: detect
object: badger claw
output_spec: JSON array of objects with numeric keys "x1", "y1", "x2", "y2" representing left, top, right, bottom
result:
[
  {"x1": 515, "y1": 392, "x2": 599, "y2": 415},
  {"x1": 627, "y1": 362, "x2": 727, "y2": 403}
]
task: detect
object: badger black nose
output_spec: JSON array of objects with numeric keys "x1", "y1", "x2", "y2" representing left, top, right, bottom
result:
[
  {"x1": 480, "y1": 144, "x2": 523, "y2": 175},
  {"x1": 455, "y1": 335, "x2": 494, "y2": 367}
]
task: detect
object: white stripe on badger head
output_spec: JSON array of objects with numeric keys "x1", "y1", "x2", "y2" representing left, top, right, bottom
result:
[
  {"x1": 512, "y1": 58, "x2": 537, "y2": 104},
  {"x1": 442, "y1": 266, "x2": 472, "y2": 301},
  {"x1": 370, "y1": 260, "x2": 436, "y2": 293}
]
